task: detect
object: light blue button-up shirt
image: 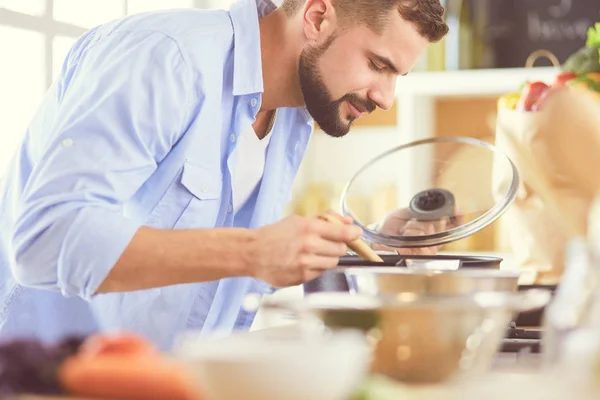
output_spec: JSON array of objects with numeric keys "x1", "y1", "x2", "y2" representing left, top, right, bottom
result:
[{"x1": 0, "y1": 0, "x2": 313, "y2": 349}]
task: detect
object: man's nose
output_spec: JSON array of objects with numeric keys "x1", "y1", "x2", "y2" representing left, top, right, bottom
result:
[{"x1": 368, "y1": 76, "x2": 396, "y2": 111}]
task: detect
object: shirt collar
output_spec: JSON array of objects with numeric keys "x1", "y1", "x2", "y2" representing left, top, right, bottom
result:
[
  {"x1": 255, "y1": 0, "x2": 277, "y2": 17},
  {"x1": 229, "y1": 0, "x2": 276, "y2": 96}
]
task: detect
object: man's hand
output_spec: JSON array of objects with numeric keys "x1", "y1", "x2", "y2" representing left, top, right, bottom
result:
[
  {"x1": 247, "y1": 214, "x2": 362, "y2": 287},
  {"x1": 373, "y1": 208, "x2": 461, "y2": 256}
]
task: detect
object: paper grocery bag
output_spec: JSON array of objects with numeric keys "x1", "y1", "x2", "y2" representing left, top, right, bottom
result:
[
  {"x1": 492, "y1": 89, "x2": 600, "y2": 285},
  {"x1": 540, "y1": 89, "x2": 600, "y2": 198}
]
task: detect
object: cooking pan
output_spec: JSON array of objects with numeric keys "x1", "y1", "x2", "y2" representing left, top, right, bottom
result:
[{"x1": 303, "y1": 254, "x2": 504, "y2": 294}]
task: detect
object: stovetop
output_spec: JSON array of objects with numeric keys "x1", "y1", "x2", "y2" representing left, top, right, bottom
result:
[{"x1": 501, "y1": 326, "x2": 542, "y2": 353}]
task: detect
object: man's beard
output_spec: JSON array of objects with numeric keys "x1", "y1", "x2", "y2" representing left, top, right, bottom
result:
[{"x1": 298, "y1": 35, "x2": 376, "y2": 138}]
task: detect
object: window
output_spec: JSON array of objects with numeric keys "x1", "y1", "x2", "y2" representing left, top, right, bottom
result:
[
  {"x1": 0, "y1": 26, "x2": 45, "y2": 174},
  {"x1": 0, "y1": 0, "x2": 45, "y2": 16},
  {"x1": 0, "y1": 0, "x2": 244, "y2": 177},
  {"x1": 53, "y1": 0, "x2": 125, "y2": 29}
]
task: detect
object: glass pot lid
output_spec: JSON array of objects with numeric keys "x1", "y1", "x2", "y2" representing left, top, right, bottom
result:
[{"x1": 339, "y1": 136, "x2": 519, "y2": 249}]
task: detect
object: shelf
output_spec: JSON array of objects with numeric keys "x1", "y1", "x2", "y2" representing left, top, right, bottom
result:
[{"x1": 396, "y1": 67, "x2": 559, "y2": 98}]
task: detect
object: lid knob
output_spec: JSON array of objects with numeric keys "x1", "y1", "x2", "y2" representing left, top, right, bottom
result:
[{"x1": 409, "y1": 189, "x2": 456, "y2": 221}]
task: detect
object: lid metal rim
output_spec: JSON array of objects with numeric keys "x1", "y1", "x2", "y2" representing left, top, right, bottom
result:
[{"x1": 340, "y1": 136, "x2": 520, "y2": 248}]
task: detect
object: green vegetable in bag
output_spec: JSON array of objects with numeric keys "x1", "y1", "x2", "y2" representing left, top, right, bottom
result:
[
  {"x1": 586, "y1": 23, "x2": 600, "y2": 48},
  {"x1": 563, "y1": 22, "x2": 600, "y2": 75}
]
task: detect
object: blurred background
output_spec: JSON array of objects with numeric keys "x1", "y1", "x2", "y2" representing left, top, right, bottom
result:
[{"x1": 0, "y1": 0, "x2": 598, "y2": 259}]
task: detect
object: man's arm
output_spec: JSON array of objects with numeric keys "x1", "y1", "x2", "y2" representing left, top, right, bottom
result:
[
  {"x1": 97, "y1": 227, "x2": 255, "y2": 293},
  {"x1": 98, "y1": 214, "x2": 361, "y2": 293},
  {"x1": 10, "y1": 30, "x2": 197, "y2": 300}
]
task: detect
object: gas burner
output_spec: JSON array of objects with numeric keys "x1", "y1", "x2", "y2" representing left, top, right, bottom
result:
[{"x1": 501, "y1": 326, "x2": 542, "y2": 353}]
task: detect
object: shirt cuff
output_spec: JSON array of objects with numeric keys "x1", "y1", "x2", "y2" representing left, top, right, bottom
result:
[{"x1": 58, "y1": 207, "x2": 141, "y2": 300}]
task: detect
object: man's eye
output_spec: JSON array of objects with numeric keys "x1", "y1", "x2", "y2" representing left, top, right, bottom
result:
[{"x1": 369, "y1": 60, "x2": 384, "y2": 72}]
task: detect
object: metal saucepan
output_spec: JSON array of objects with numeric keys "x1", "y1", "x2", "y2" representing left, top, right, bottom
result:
[
  {"x1": 258, "y1": 289, "x2": 551, "y2": 385},
  {"x1": 303, "y1": 254, "x2": 504, "y2": 294},
  {"x1": 344, "y1": 267, "x2": 520, "y2": 297}
]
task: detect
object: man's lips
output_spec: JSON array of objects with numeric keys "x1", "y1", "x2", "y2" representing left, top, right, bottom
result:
[{"x1": 348, "y1": 102, "x2": 365, "y2": 119}]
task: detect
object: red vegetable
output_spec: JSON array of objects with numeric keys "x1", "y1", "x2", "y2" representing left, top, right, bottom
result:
[
  {"x1": 58, "y1": 332, "x2": 202, "y2": 400},
  {"x1": 517, "y1": 81, "x2": 550, "y2": 111},
  {"x1": 552, "y1": 72, "x2": 578, "y2": 87},
  {"x1": 59, "y1": 354, "x2": 202, "y2": 400}
]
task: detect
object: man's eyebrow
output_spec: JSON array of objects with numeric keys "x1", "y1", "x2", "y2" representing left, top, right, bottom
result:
[{"x1": 373, "y1": 54, "x2": 403, "y2": 75}]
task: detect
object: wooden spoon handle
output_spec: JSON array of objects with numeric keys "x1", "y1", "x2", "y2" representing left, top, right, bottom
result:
[{"x1": 319, "y1": 212, "x2": 384, "y2": 263}]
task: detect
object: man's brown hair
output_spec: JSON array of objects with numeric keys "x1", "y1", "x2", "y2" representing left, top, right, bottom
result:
[{"x1": 281, "y1": 0, "x2": 449, "y2": 43}]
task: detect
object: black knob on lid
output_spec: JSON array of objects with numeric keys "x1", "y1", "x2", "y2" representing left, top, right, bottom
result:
[{"x1": 409, "y1": 188, "x2": 456, "y2": 221}]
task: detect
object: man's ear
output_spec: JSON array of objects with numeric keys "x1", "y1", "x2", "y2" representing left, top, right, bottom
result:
[{"x1": 302, "y1": 0, "x2": 337, "y2": 44}]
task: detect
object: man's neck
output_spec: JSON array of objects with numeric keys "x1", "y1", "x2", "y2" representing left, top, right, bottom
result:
[
  {"x1": 258, "y1": 9, "x2": 305, "y2": 113},
  {"x1": 252, "y1": 109, "x2": 276, "y2": 140}
]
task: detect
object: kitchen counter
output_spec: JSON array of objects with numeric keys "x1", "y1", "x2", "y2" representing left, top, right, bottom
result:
[
  {"x1": 17, "y1": 369, "x2": 574, "y2": 400},
  {"x1": 19, "y1": 366, "x2": 589, "y2": 400},
  {"x1": 18, "y1": 325, "x2": 553, "y2": 400}
]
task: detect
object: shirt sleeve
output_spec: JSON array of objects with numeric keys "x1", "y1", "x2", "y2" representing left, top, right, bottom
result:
[{"x1": 10, "y1": 29, "x2": 197, "y2": 300}]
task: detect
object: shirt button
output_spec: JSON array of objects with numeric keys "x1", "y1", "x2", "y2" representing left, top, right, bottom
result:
[
  {"x1": 62, "y1": 138, "x2": 74, "y2": 148},
  {"x1": 294, "y1": 141, "x2": 300, "y2": 152},
  {"x1": 228, "y1": 204, "x2": 233, "y2": 213},
  {"x1": 202, "y1": 183, "x2": 209, "y2": 193},
  {"x1": 250, "y1": 98, "x2": 258, "y2": 107},
  {"x1": 230, "y1": 134, "x2": 236, "y2": 143}
]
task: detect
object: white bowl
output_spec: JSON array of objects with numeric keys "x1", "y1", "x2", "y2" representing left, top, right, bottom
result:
[{"x1": 174, "y1": 329, "x2": 371, "y2": 400}]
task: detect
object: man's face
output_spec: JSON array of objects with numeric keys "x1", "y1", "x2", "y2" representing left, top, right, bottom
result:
[{"x1": 298, "y1": 10, "x2": 429, "y2": 138}]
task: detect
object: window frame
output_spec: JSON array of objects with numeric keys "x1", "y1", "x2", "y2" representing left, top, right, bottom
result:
[
  {"x1": 0, "y1": 0, "x2": 211, "y2": 89},
  {"x1": 0, "y1": 0, "x2": 221, "y2": 177}
]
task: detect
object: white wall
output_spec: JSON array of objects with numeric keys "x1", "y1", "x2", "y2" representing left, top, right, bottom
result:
[{"x1": 293, "y1": 126, "x2": 402, "y2": 197}]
